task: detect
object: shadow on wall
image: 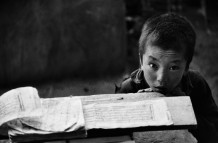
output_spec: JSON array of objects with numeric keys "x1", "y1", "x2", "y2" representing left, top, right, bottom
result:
[{"x1": 0, "y1": 0, "x2": 126, "y2": 86}]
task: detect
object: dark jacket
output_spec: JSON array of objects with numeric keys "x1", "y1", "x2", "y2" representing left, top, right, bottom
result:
[{"x1": 116, "y1": 69, "x2": 218, "y2": 143}]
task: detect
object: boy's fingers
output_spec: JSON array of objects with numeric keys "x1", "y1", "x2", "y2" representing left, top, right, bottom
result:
[{"x1": 137, "y1": 88, "x2": 153, "y2": 93}]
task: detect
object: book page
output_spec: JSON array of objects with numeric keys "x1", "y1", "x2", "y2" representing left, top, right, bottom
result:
[
  {"x1": 19, "y1": 96, "x2": 85, "y2": 132},
  {"x1": 84, "y1": 99, "x2": 173, "y2": 129},
  {"x1": 81, "y1": 92, "x2": 165, "y2": 104},
  {"x1": 0, "y1": 87, "x2": 42, "y2": 126}
]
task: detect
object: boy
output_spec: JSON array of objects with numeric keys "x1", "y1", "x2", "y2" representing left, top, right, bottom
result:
[{"x1": 116, "y1": 13, "x2": 218, "y2": 143}]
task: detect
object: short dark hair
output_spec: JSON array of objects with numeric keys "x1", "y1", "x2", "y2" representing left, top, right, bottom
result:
[{"x1": 139, "y1": 13, "x2": 196, "y2": 69}]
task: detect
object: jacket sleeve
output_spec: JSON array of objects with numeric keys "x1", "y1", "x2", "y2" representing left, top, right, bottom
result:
[
  {"x1": 188, "y1": 71, "x2": 218, "y2": 143},
  {"x1": 115, "y1": 78, "x2": 138, "y2": 93}
]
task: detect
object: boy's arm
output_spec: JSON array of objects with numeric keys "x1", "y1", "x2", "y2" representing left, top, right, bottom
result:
[
  {"x1": 115, "y1": 78, "x2": 138, "y2": 93},
  {"x1": 188, "y1": 71, "x2": 218, "y2": 142}
]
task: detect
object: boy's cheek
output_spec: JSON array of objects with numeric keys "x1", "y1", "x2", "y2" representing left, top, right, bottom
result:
[{"x1": 143, "y1": 70, "x2": 156, "y2": 83}]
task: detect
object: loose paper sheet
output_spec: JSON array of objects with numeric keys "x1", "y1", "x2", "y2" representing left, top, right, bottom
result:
[
  {"x1": 0, "y1": 87, "x2": 42, "y2": 126},
  {"x1": 84, "y1": 99, "x2": 173, "y2": 129},
  {"x1": 19, "y1": 96, "x2": 85, "y2": 132}
]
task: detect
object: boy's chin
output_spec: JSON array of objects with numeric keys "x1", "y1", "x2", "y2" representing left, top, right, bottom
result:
[{"x1": 152, "y1": 88, "x2": 168, "y2": 95}]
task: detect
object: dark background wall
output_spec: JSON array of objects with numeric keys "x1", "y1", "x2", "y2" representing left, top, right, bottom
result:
[
  {"x1": 0, "y1": 0, "x2": 126, "y2": 86},
  {"x1": 1, "y1": 0, "x2": 218, "y2": 106}
]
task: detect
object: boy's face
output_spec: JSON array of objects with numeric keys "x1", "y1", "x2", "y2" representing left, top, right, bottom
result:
[{"x1": 140, "y1": 44, "x2": 187, "y2": 95}]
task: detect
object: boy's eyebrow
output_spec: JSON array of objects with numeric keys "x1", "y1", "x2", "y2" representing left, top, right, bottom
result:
[
  {"x1": 148, "y1": 56, "x2": 159, "y2": 61},
  {"x1": 172, "y1": 60, "x2": 183, "y2": 63},
  {"x1": 148, "y1": 56, "x2": 183, "y2": 63}
]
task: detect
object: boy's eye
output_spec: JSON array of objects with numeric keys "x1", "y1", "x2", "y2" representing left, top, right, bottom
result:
[
  {"x1": 149, "y1": 63, "x2": 158, "y2": 70},
  {"x1": 169, "y1": 65, "x2": 180, "y2": 71}
]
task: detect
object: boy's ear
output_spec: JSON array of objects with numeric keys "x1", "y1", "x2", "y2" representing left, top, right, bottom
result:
[
  {"x1": 139, "y1": 53, "x2": 143, "y2": 67},
  {"x1": 185, "y1": 64, "x2": 189, "y2": 73},
  {"x1": 184, "y1": 67, "x2": 188, "y2": 75}
]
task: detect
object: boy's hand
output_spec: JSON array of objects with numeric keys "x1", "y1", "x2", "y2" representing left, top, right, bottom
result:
[
  {"x1": 137, "y1": 87, "x2": 186, "y2": 97},
  {"x1": 137, "y1": 88, "x2": 153, "y2": 93},
  {"x1": 137, "y1": 88, "x2": 165, "y2": 97}
]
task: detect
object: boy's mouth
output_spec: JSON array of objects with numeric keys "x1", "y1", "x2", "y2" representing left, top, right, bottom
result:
[{"x1": 153, "y1": 86, "x2": 167, "y2": 94}]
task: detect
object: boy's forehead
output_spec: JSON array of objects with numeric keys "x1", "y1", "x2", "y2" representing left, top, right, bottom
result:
[
  {"x1": 144, "y1": 43, "x2": 186, "y2": 61},
  {"x1": 145, "y1": 38, "x2": 186, "y2": 55}
]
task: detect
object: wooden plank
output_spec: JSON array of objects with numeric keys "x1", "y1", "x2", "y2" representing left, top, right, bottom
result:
[
  {"x1": 81, "y1": 92, "x2": 197, "y2": 129},
  {"x1": 166, "y1": 96, "x2": 196, "y2": 126},
  {"x1": 68, "y1": 135, "x2": 132, "y2": 143}
]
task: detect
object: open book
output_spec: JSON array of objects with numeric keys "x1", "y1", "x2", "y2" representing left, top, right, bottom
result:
[
  {"x1": 0, "y1": 87, "x2": 86, "y2": 142},
  {"x1": 0, "y1": 87, "x2": 42, "y2": 136},
  {"x1": 0, "y1": 87, "x2": 177, "y2": 142}
]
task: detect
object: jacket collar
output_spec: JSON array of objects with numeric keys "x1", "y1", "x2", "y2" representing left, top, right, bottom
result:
[{"x1": 130, "y1": 69, "x2": 193, "y2": 96}]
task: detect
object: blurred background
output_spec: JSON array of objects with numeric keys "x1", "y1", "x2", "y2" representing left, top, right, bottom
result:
[{"x1": 0, "y1": 0, "x2": 218, "y2": 106}]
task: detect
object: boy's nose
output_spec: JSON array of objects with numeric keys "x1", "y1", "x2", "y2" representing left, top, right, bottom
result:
[{"x1": 157, "y1": 70, "x2": 167, "y2": 86}]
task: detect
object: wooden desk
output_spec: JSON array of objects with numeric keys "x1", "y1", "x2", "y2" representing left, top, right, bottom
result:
[{"x1": 1, "y1": 93, "x2": 197, "y2": 142}]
